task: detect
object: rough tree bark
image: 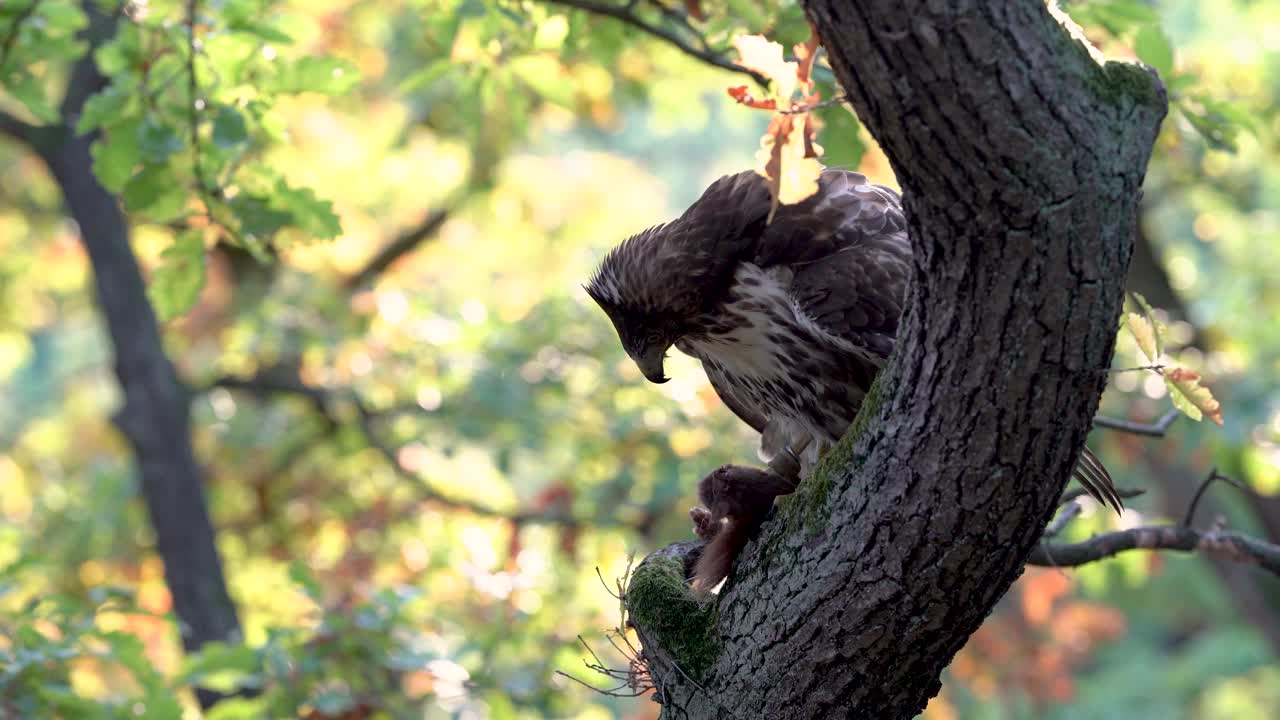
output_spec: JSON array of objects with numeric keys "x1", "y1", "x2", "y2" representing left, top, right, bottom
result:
[
  {"x1": 626, "y1": 3, "x2": 1167, "y2": 718},
  {"x1": 5, "y1": 6, "x2": 243, "y2": 708}
]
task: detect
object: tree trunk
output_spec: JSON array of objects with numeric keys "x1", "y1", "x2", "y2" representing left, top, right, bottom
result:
[
  {"x1": 627, "y1": 3, "x2": 1166, "y2": 718},
  {"x1": 29, "y1": 5, "x2": 243, "y2": 709}
]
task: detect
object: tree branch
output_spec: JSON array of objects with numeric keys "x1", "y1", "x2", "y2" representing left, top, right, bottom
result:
[
  {"x1": 1058, "y1": 485, "x2": 1146, "y2": 507},
  {"x1": 205, "y1": 370, "x2": 667, "y2": 530},
  {"x1": 537, "y1": 0, "x2": 768, "y2": 86},
  {"x1": 0, "y1": 109, "x2": 36, "y2": 145},
  {"x1": 343, "y1": 207, "x2": 451, "y2": 290},
  {"x1": 1030, "y1": 525, "x2": 1280, "y2": 576},
  {"x1": 1092, "y1": 407, "x2": 1180, "y2": 436}
]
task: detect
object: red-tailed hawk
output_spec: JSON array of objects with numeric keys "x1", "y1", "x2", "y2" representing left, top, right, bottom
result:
[{"x1": 587, "y1": 169, "x2": 1121, "y2": 585}]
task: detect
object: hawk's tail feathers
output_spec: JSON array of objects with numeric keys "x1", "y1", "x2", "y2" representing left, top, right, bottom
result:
[{"x1": 1073, "y1": 446, "x2": 1124, "y2": 515}]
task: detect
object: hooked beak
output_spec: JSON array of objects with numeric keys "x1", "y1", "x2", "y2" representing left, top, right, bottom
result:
[{"x1": 632, "y1": 345, "x2": 670, "y2": 384}]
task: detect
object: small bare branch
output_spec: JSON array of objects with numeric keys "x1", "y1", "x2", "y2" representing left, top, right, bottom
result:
[
  {"x1": 1184, "y1": 468, "x2": 1248, "y2": 527},
  {"x1": 779, "y1": 95, "x2": 851, "y2": 114},
  {"x1": 1029, "y1": 524, "x2": 1280, "y2": 577},
  {"x1": 344, "y1": 208, "x2": 452, "y2": 290},
  {"x1": 538, "y1": 0, "x2": 768, "y2": 86},
  {"x1": 1058, "y1": 485, "x2": 1146, "y2": 508},
  {"x1": 1092, "y1": 408, "x2": 1180, "y2": 437},
  {"x1": 1043, "y1": 502, "x2": 1082, "y2": 539},
  {"x1": 202, "y1": 370, "x2": 667, "y2": 532}
]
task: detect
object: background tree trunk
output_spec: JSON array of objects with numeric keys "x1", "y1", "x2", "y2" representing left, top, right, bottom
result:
[
  {"x1": 628, "y1": 3, "x2": 1167, "y2": 718},
  {"x1": 26, "y1": 5, "x2": 243, "y2": 709}
]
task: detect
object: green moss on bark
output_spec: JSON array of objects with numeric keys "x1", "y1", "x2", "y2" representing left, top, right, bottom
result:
[
  {"x1": 779, "y1": 372, "x2": 889, "y2": 533},
  {"x1": 1089, "y1": 60, "x2": 1161, "y2": 107},
  {"x1": 626, "y1": 557, "x2": 719, "y2": 679}
]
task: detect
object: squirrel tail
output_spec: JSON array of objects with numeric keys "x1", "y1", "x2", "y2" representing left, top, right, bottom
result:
[{"x1": 690, "y1": 518, "x2": 756, "y2": 594}]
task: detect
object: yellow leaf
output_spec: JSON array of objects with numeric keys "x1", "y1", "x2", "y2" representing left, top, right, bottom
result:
[
  {"x1": 776, "y1": 119, "x2": 823, "y2": 204},
  {"x1": 1130, "y1": 291, "x2": 1166, "y2": 358},
  {"x1": 1123, "y1": 312, "x2": 1160, "y2": 364},
  {"x1": 1164, "y1": 367, "x2": 1224, "y2": 425},
  {"x1": 732, "y1": 34, "x2": 796, "y2": 102},
  {"x1": 755, "y1": 115, "x2": 823, "y2": 219}
]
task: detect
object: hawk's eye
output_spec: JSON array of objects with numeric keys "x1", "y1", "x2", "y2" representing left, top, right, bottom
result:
[{"x1": 645, "y1": 331, "x2": 663, "y2": 345}]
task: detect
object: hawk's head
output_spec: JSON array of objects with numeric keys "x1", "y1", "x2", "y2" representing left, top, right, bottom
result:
[
  {"x1": 585, "y1": 224, "x2": 707, "y2": 385},
  {"x1": 585, "y1": 171, "x2": 770, "y2": 384}
]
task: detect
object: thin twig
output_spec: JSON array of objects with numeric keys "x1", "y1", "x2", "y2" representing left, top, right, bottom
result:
[
  {"x1": 1106, "y1": 364, "x2": 1166, "y2": 374},
  {"x1": 1184, "y1": 467, "x2": 1248, "y2": 527},
  {"x1": 1043, "y1": 502, "x2": 1082, "y2": 539},
  {"x1": 185, "y1": 1, "x2": 224, "y2": 227},
  {"x1": 0, "y1": 0, "x2": 41, "y2": 73},
  {"x1": 1057, "y1": 486, "x2": 1145, "y2": 507},
  {"x1": 537, "y1": 0, "x2": 768, "y2": 86},
  {"x1": 779, "y1": 94, "x2": 851, "y2": 114},
  {"x1": 1092, "y1": 408, "x2": 1180, "y2": 437},
  {"x1": 203, "y1": 370, "x2": 664, "y2": 531},
  {"x1": 344, "y1": 208, "x2": 451, "y2": 290}
]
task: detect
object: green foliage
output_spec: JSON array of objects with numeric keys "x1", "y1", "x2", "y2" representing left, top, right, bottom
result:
[
  {"x1": 1064, "y1": 0, "x2": 1258, "y2": 150},
  {"x1": 0, "y1": 564, "x2": 178, "y2": 719},
  {"x1": 148, "y1": 231, "x2": 206, "y2": 321}
]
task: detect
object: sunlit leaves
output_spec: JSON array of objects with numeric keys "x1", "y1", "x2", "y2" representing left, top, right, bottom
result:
[
  {"x1": 1133, "y1": 24, "x2": 1173, "y2": 79},
  {"x1": 148, "y1": 231, "x2": 207, "y2": 322},
  {"x1": 757, "y1": 114, "x2": 822, "y2": 208},
  {"x1": 398, "y1": 58, "x2": 453, "y2": 93},
  {"x1": 1165, "y1": 368, "x2": 1224, "y2": 425},
  {"x1": 0, "y1": 0, "x2": 88, "y2": 122},
  {"x1": 122, "y1": 164, "x2": 187, "y2": 220},
  {"x1": 728, "y1": 29, "x2": 825, "y2": 219},
  {"x1": 137, "y1": 118, "x2": 185, "y2": 163},
  {"x1": 1178, "y1": 94, "x2": 1258, "y2": 153},
  {"x1": 1065, "y1": 0, "x2": 1258, "y2": 152},
  {"x1": 732, "y1": 34, "x2": 797, "y2": 103},
  {"x1": 267, "y1": 56, "x2": 362, "y2": 96},
  {"x1": 1121, "y1": 293, "x2": 1224, "y2": 426},
  {"x1": 1123, "y1": 290, "x2": 1165, "y2": 363},
  {"x1": 271, "y1": 181, "x2": 342, "y2": 240},
  {"x1": 211, "y1": 104, "x2": 250, "y2": 150},
  {"x1": 1068, "y1": 0, "x2": 1159, "y2": 35},
  {"x1": 76, "y1": 85, "x2": 137, "y2": 135}
]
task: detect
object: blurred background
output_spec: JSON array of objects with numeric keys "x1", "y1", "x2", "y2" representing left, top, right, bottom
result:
[{"x1": 0, "y1": 0, "x2": 1276, "y2": 718}]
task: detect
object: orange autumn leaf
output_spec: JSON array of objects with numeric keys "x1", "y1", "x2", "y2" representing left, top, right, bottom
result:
[
  {"x1": 794, "y1": 31, "x2": 822, "y2": 92},
  {"x1": 1164, "y1": 366, "x2": 1224, "y2": 424},
  {"x1": 756, "y1": 114, "x2": 824, "y2": 221},
  {"x1": 727, "y1": 85, "x2": 776, "y2": 110},
  {"x1": 732, "y1": 28, "x2": 827, "y2": 218}
]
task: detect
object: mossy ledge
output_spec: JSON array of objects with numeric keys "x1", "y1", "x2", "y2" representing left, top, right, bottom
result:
[
  {"x1": 1089, "y1": 59, "x2": 1162, "y2": 107},
  {"x1": 626, "y1": 556, "x2": 719, "y2": 680},
  {"x1": 779, "y1": 371, "x2": 890, "y2": 534}
]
